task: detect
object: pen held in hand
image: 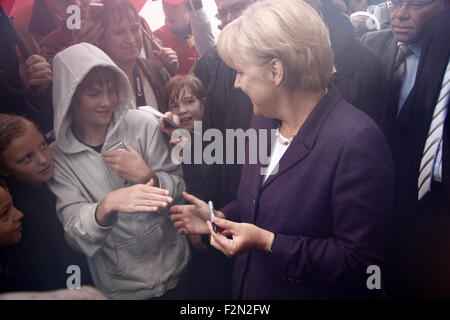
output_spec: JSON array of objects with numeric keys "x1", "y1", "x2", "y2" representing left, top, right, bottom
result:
[{"x1": 208, "y1": 201, "x2": 217, "y2": 233}]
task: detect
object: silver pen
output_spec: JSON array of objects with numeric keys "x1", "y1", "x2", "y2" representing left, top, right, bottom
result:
[{"x1": 208, "y1": 201, "x2": 217, "y2": 233}]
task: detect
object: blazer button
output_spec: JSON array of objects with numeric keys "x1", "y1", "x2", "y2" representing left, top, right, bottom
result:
[{"x1": 253, "y1": 199, "x2": 256, "y2": 205}]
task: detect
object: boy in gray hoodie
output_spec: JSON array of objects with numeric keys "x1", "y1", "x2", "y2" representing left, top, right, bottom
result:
[{"x1": 48, "y1": 42, "x2": 190, "y2": 299}]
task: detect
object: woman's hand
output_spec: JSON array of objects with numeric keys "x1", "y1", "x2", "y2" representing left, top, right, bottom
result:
[
  {"x1": 170, "y1": 191, "x2": 218, "y2": 235},
  {"x1": 101, "y1": 145, "x2": 158, "y2": 186},
  {"x1": 96, "y1": 180, "x2": 173, "y2": 226},
  {"x1": 206, "y1": 217, "x2": 275, "y2": 258}
]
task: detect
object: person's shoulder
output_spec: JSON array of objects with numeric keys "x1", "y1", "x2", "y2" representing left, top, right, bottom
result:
[
  {"x1": 153, "y1": 24, "x2": 173, "y2": 41},
  {"x1": 197, "y1": 47, "x2": 220, "y2": 66},
  {"x1": 125, "y1": 109, "x2": 159, "y2": 128},
  {"x1": 323, "y1": 89, "x2": 383, "y2": 139},
  {"x1": 137, "y1": 57, "x2": 165, "y2": 70},
  {"x1": 361, "y1": 29, "x2": 394, "y2": 48}
]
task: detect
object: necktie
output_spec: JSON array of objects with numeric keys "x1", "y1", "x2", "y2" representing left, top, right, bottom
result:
[
  {"x1": 418, "y1": 60, "x2": 450, "y2": 200},
  {"x1": 391, "y1": 44, "x2": 413, "y2": 98}
]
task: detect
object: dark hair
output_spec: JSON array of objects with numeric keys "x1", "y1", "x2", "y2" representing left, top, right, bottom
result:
[
  {"x1": 74, "y1": 66, "x2": 119, "y2": 97},
  {"x1": 102, "y1": 0, "x2": 140, "y2": 31},
  {"x1": 161, "y1": 75, "x2": 206, "y2": 113},
  {"x1": 0, "y1": 114, "x2": 38, "y2": 155}
]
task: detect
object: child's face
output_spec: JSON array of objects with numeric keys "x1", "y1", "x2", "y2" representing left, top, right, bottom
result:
[
  {"x1": 72, "y1": 81, "x2": 119, "y2": 132},
  {"x1": 168, "y1": 87, "x2": 205, "y2": 131},
  {"x1": 0, "y1": 123, "x2": 54, "y2": 184},
  {"x1": 0, "y1": 187, "x2": 23, "y2": 247}
]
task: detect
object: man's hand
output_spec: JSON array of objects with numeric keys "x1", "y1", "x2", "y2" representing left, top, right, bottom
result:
[
  {"x1": 101, "y1": 145, "x2": 158, "y2": 185},
  {"x1": 17, "y1": 50, "x2": 52, "y2": 95},
  {"x1": 96, "y1": 181, "x2": 173, "y2": 226},
  {"x1": 154, "y1": 47, "x2": 179, "y2": 76},
  {"x1": 170, "y1": 191, "x2": 214, "y2": 235}
]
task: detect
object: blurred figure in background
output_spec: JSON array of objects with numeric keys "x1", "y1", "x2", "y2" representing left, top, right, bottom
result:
[{"x1": 155, "y1": 0, "x2": 215, "y2": 75}]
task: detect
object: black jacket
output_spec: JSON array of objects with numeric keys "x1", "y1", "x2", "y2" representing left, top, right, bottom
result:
[
  {"x1": 383, "y1": 7, "x2": 450, "y2": 299},
  {"x1": 1, "y1": 178, "x2": 93, "y2": 292},
  {"x1": 322, "y1": 0, "x2": 388, "y2": 125}
]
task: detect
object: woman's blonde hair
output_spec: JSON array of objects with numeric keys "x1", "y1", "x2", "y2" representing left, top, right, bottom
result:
[{"x1": 217, "y1": 0, "x2": 334, "y2": 92}]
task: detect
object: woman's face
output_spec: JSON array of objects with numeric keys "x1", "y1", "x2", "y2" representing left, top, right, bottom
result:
[
  {"x1": 233, "y1": 61, "x2": 278, "y2": 118},
  {"x1": 0, "y1": 187, "x2": 23, "y2": 247},
  {"x1": 103, "y1": 16, "x2": 143, "y2": 65},
  {"x1": 168, "y1": 87, "x2": 205, "y2": 131},
  {"x1": 0, "y1": 123, "x2": 54, "y2": 184},
  {"x1": 72, "y1": 80, "x2": 119, "y2": 133}
]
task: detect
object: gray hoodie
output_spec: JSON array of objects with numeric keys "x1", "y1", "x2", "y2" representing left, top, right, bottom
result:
[{"x1": 47, "y1": 43, "x2": 189, "y2": 299}]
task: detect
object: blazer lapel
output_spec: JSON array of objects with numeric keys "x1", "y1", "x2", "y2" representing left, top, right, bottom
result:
[
  {"x1": 260, "y1": 84, "x2": 341, "y2": 191},
  {"x1": 386, "y1": 36, "x2": 398, "y2": 79}
]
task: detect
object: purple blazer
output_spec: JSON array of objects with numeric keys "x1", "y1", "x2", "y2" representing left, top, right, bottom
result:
[{"x1": 221, "y1": 85, "x2": 394, "y2": 299}]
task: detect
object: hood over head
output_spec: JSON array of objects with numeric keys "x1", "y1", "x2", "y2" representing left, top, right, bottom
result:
[{"x1": 52, "y1": 42, "x2": 132, "y2": 153}]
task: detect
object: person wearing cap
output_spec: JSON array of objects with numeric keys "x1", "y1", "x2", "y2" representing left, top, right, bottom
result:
[{"x1": 154, "y1": 0, "x2": 215, "y2": 75}]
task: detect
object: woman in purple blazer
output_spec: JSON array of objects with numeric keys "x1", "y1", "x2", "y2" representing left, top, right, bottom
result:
[{"x1": 171, "y1": 0, "x2": 394, "y2": 299}]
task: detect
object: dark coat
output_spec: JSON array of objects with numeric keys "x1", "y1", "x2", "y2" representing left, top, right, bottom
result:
[
  {"x1": 1, "y1": 177, "x2": 93, "y2": 292},
  {"x1": 193, "y1": 48, "x2": 253, "y2": 208},
  {"x1": 221, "y1": 85, "x2": 394, "y2": 299},
  {"x1": 322, "y1": 0, "x2": 388, "y2": 125},
  {"x1": 382, "y1": 7, "x2": 450, "y2": 299},
  {"x1": 0, "y1": 17, "x2": 53, "y2": 134},
  {"x1": 136, "y1": 58, "x2": 171, "y2": 109},
  {"x1": 361, "y1": 29, "x2": 398, "y2": 79}
]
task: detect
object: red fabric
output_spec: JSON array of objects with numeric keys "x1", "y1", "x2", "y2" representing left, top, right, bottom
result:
[
  {"x1": 154, "y1": 24, "x2": 197, "y2": 75},
  {"x1": 5, "y1": 1, "x2": 147, "y2": 18},
  {"x1": 0, "y1": 0, "x2": 15, "y2": 15},
  {"x1": 129, "y1": 0, "x2": 148, "y2": 12}
]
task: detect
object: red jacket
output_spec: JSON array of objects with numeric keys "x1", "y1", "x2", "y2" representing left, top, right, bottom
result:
[{"x1": 154, "y1": 24, "x2": 196, "y2": 75}]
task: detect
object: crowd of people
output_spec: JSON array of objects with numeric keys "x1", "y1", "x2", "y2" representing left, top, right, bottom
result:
[{"x1": 0, "y1": 0, "x2": 449, "y2": 300}]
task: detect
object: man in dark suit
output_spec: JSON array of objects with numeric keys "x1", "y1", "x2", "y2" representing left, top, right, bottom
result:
[
  {"x1": 361, "y1": 0, "x2": 449, "y2": 124},
  {"x1": 363, "y1": 2, "x2": 450, "y2": 298}
]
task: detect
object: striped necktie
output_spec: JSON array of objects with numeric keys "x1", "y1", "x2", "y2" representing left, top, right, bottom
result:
[
  {"x1": 418, "y1": 59, "x2": 450, "y2": 200},
  {"x1": 392, "y1": 44, "x2": 413, "y2": 89}
]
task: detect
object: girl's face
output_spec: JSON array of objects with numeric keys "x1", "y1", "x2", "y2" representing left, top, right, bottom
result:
[
  {"x1": 168, "y1": 87, "x2": 205, "y2": 131},
  {"x1": 0, "y1": 187, "x2": 23, "y2": 247},
  {"x1": 0, "y1": 123, "x2": 54, "y2": 184}
]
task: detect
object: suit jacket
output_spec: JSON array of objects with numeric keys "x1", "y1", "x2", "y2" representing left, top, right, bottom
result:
[
  {"x1": 361, "y1": 29, "x2": 398, "y2": 79},
  {"x1": 384, "y1": 7, "x2": 450, "y2": 299},
  {"x1": 220, "y1": 85, "x2": 395, "y2": 299}
]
